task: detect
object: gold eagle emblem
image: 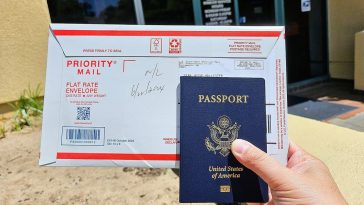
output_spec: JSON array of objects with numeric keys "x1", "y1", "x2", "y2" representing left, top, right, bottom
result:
[{"x1": 205, "y1": 115, "x2": 241, "y2": 157}]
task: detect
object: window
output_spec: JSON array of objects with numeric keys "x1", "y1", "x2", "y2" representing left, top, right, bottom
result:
[
  {"x1": 142, "y1": 0, "x2": 194, "y2": 25},
  {"x1": 47, "y1": 0, "x2": 137, "y2": 24},
  {"x1": 238, "y1": 0, "x2": 275, "y2": 25}
]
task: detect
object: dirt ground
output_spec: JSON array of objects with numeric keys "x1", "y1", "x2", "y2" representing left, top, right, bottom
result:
[{"x1": 0, "y1": 126, "x2": 192, "y2": 205}]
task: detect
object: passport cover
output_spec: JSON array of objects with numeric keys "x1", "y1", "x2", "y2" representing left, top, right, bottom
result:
[{"x1": 179, "y1": 77, "x2": 268, "y2": 203}]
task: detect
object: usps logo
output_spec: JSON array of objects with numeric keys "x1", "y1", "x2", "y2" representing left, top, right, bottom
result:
[
  {"x1": 301, "y1": 0, "x2": 311, "y2": 12},
  {"x1": 169, "y1": 38, "x2": 182, "y2": 54}
]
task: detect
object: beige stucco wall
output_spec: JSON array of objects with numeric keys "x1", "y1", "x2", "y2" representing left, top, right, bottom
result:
[
  {"x1": 328, "y1": 0, "x2": 364, "y2": 79},
  {"x1": 0, "y1": 0, "x2": 50, "y2": 112}
]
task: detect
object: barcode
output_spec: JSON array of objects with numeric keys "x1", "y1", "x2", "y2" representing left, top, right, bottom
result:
[
  {"x1": 62, "y1": 126, "x2": 105, "y2": 146},
  {"x1": 266, "y1": 114, "x2": 272, "y2": 133},
  {"x1": 65, "y1": 128, "x2": 100, "y2": 140}
]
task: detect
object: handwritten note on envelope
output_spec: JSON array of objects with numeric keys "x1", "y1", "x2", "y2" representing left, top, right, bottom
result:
[{"x1": 39, "y1": 24, "x2": 288, "y2": 168}]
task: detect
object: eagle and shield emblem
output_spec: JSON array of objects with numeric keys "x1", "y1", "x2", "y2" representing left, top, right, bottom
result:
[{"x1": 205, "y1": 115, "x2": 241, "y2": 157}]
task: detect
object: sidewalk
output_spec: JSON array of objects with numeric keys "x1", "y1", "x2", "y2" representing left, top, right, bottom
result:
[{"x1": 288, "y1": 80, "x2": 364, "y2": 132}]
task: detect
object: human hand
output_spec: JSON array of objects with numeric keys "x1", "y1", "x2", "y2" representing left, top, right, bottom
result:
[{"x1": 231, "y1": 139, "x2": 347, "y2": 205}]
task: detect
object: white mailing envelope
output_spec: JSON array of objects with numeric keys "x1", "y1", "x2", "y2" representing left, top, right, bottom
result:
[{"x1": 39, "y1": 24, "x2": 288, "y2": 168}]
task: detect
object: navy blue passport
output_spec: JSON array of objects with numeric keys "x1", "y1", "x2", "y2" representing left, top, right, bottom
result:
[{"x1": 179, "y1": 77, "x2": 268, "y2": 203}]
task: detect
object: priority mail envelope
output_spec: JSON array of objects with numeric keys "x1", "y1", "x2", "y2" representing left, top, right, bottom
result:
[{"x1": 39, "y1": 24, "x2": 288, "y2": 168}]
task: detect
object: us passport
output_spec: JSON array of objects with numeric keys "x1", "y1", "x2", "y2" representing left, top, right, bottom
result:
[{"x1": 179, "y1": 77, "x2": 268, "y2": 203}]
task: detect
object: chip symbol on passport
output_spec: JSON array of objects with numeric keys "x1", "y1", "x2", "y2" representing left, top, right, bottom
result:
[
  {"x1": 205, "y1": 115, "x2": 241, "y2": 157},
  {"x1": 220, "y1": 185, "x2": 231, "y2": 193}
]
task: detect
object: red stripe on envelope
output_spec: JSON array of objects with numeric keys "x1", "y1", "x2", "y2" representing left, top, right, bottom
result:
[
  {"x1": 57, "y1": 152, "x2": 180, "y2": 161},
  {"x1": 53, "y1": 30, "x2": 281, "y2": 37}
]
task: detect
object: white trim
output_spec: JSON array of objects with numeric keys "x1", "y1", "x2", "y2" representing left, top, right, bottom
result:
[{"x1": 133, "y1": 0, "x2": 145, "y2": 25}]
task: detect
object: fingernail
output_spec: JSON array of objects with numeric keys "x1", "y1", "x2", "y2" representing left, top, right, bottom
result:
[{"x1": 232, "y1": 139, "x2": 250, "y2": 154}]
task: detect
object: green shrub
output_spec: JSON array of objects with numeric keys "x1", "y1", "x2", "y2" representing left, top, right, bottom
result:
[
  {"x1": 0, "y1": 124, "x2": 5, "y2": 139},
  {"x1": 9, "y1": 84, "x2": 43, "y2": 131}
]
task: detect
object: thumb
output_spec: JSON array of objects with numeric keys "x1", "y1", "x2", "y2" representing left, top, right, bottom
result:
[{"x1": 231, "y1": 139, "x2": 292, "y2": 189}]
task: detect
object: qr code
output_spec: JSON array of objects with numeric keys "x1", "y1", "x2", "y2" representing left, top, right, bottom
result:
[{"x1": 77, "y1": 107, "x2": 90, "y2": 120}]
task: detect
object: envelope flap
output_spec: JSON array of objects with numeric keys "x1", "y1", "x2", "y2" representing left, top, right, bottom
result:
[
  {"x1": 39, "y1": 27, "x2": 65, "y2": 166},
  {"x1": 50, "y1": 24, "x2": 283, "y2": 58}
]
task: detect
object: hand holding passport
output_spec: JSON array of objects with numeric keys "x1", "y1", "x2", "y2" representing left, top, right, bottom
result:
[
  {"x1": 230, "y1": 140, "x2": 347, "y2": 205},
  {"x1": 179, "y1": 77, "x2": 347, "y2": 204}
]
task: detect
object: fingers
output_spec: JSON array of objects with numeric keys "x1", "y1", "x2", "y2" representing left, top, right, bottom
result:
[
  {"x1": 231, "y1": 139, "x2": 291, "y2": 189},
  {"x1": 288, "y1": 141, "x2": 301, "y2": 158},
  {"x1": 287, "y1": 141, "x2": 318, "y2": 169},
  {"x1": 287, "y1": 141, "x2": 304, "y2": 169}
]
